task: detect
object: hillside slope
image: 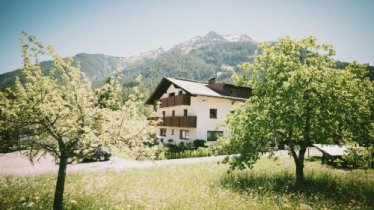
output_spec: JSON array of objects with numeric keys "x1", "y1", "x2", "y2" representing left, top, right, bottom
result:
[{"x1": 1, "y1": 31, "x2": 372, "y2": 95}]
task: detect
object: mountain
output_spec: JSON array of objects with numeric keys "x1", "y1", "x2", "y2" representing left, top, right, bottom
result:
[
  {"x1": 118, "y1": 31, "x2": 257, "y2": 94},
  {"x1": 1, "y1": 31, "x2": 372, "y2": 95},
  {"x1": 172, "y1": 30, "x2": 255, "y2": 53},
  {"x1": 0, "y1": 53, "x2": 125, "y2": 88},
  {"x1": 0, "y1": 31, "x2": 258, "y2": 92}
]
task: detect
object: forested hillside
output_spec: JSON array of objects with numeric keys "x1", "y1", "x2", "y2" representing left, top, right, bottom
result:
[{"x1": 1, "y1": 31, "x2": 372, "y2": 98}]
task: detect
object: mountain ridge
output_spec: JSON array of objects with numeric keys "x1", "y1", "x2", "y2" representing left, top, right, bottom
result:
[
  {"x1": 0, "y1": 31, "x2": 257, "y2": 89},
  {"x1": 1, "y1": 31, "x2": 373, "y2": 93}
]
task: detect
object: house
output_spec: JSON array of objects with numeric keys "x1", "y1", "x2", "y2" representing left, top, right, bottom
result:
[{"x1": 145, "y1": 77, "x2": 251, "y2": 144}]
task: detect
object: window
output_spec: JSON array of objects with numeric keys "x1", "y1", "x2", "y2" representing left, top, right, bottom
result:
[
  {"x1": 172, "y1": 110, "x2": 175, "y2": 117},
  {"x1": 179, "y1": 90, "x2": 183, "y2": 95},
  {"x1": 180, "y1": 130, "x2": 189, "y2": 140},
  {"x1": 207, "y1": 131, "x2": 223, "y2": 141},
  {"x1": 171, "y1": 129, "x2": 174, "y2": 135},
  {"x1": 184, "y1": 109, "x2": 188, "y2": 116},
  {"x1": 162, "y1": 111, "x2": 165, "y2": 117},
  {"x1": 160, "y1": 139, "x2": 164, "y2": 143},
  {"x1": 230, "y1": 88, "x2": 237, "y2": 96},
  {"x1": 160, "y1": 128, "x2": 166, "y2": 136},
  {"x1": 210, "y1": 109, "x2": 217, "y2": 119},
  {"x1": 169, "y1": 93, "x2": 175, "y2": 97}
]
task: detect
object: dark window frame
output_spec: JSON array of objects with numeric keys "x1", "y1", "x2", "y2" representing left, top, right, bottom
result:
[
  {"x1": 184, "y1": 109, "x2": 188, "y2": 117},
  {"x1": 207, "y1": 131, "x2": 223, "y2": 141},
  {"x1": 210, "y1": 109, "x2": 217, "y2": 119},
  {"x1": 180, "y1": 130, "x2": 189, "y2": 140},
  {"x1": 160, "y1": 128, "x2": 167, "y2": 136}
]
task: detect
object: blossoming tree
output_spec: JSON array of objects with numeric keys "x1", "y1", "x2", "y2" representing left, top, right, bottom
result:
[{"x1": 0, "y1": 33, "x2": 156, "y2": 210}]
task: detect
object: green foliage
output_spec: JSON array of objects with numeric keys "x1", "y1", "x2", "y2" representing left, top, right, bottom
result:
[
  {"x1": 0, "y1": 33, "x2": 156, "y2": 209},
  {"x1": 192, "y1": 139, "x2": 207, "y2": 148},
  {"x1": 343, "y1": 146, "x2": 374, "y2": 169},
  {"x1": 95, "y1": 76, "x2": 121, "y2": 110},
  {"x1": 226, "y1": 36, "x2": 374, "y2": 185},
  {"x1": 153, "y1": 141, "x2": 226, "y2": 160}
]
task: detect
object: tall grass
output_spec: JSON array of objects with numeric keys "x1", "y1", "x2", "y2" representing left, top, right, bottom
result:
[
  {"x1": 1, "y1": 157, "x2": 373, "y2": 209},
  {"x1": 221, "y1": 168, "x2": 373, "y2": 209}
]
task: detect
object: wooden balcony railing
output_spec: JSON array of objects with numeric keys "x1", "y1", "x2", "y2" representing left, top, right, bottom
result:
[
  {"x1": 158, "y1": 94, "x2": 191, "y2": 108},
  {"x1": 147, "y1": 116, "x2": 197, "y2": 128}
]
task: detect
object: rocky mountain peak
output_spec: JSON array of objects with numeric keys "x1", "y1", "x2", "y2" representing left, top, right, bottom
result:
[
  {"x1": 203, "y1": 31, "x2": 226, "y2": 41},
  {"x1": 173, "y1": 31, "x2": 255, "y2": 53}
]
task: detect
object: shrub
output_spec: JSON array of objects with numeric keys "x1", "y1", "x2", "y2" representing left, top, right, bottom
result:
[
  {"x1": 178, "y1": 141, "x2": 186, "y2": 149},
  {"x1": 343, "y1": 146, "x2": 374, "y2": 169},
  {"x1": 155, "y1": 145, "x2": 167, "y2": 160},
  {"x1": 193, "y1": 139, "x2": 207, "y2": 148},
  {"x1": 196, "y1": 147, "x2": 211, "y2": 157}
]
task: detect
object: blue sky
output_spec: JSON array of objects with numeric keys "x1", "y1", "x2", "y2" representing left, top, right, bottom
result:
[{"x1": 0, "y1": 0, "x2": 373, "y2": 74}]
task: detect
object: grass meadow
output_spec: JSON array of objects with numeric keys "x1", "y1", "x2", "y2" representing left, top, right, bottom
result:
[{"x1": 0, "y1": 156, "x2": 373, "y2": 210}]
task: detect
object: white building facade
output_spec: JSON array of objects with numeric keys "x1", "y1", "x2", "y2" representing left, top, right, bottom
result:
[{"x1": 146, "y1": 77, "x2": 251, "y2": 144}]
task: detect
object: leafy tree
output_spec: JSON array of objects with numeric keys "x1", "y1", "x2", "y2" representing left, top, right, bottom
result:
[
  {"x1": 0, "y1": 33, "x2": 156, "y2": 210},
  {"x1": 226, "y1": 37, "x2": 374, "y2": 187},
  {"x1": 95, "y1": 76, "x2": 122, "y2": 110}
]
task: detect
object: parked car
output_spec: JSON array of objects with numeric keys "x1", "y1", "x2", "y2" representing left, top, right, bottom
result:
[
  {"x1": 80, "y1": 146, "x2": 111, "y2": 162},
  {"x1": 59, "y1": 146, "x2": 111, "y2": 164}
]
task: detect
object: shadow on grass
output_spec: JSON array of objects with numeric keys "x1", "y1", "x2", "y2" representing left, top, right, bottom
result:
[
  {"x1": 305, "y1": 156, "x2": 356, "y2": 171},
  {"x1": 221, "y1": 170, "x2": 374, "y2": 206},
  {"x1": 305, "y1": 156, "x2": 322, "y2": 162}
]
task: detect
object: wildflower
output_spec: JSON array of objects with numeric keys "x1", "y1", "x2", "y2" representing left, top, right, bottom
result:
[
  {"x1": 283, "y1": 203, "x2": 290, "y2": 208},
  {"x1": 27, "y1": 202, "x2": 35, "y2": 207},
  {"x1": 70, "y1": 200, "x2": 78, "y2": 204}
]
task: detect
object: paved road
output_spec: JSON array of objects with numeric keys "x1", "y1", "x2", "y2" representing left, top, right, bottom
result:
[
  {"x1": 0, "y1": 149, "x2": 321, "y2": 176},
  {"x1": 0, "y1": 152, "x2": 230, "y2": 176}
]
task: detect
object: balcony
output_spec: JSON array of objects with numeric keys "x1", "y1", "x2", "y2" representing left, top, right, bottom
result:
[
  {"x1": 147, "y1": 116, "x2": 197, "y2": 128},
  {"x1": 158, "y1": 94, "x2": 191, "y2": 108}
]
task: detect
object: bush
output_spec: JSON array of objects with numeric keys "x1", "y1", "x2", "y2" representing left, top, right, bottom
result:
[
  {"x1": 159, "y1": 139, "x2": 228, "y2": 159},
  {"x1": 155, "y1": 145, "x2": 167, "y2": 160},
  {"x1": 178, "y1": 141, "x2": 186, "y2": 149},
  {"x1": 343, "y1": 146, "x2": 374, "y2": 169},
  {"x1": 196, "y1": 147, "x2": 211, "y2": 157},
  {"x1": 193, "y1": 139, "x2": 207, "y2": 148}
]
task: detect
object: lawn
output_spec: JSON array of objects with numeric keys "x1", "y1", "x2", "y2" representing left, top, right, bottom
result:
[{"x1": 0, "y1": 156, "x2": 373, "y2": 210}]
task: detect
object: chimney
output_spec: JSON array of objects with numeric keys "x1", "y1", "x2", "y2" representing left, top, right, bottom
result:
[{"x1": 208, "y1": 77, "x2": 216, "y2": 84}]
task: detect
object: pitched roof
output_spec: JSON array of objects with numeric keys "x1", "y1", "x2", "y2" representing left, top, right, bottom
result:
[{"x1": 145, "y1": 77, "x2": 250, "y2": 105}]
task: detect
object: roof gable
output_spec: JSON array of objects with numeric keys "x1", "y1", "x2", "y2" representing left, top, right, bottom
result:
[{"x1": 145, "y1": 77, "x2": 251, "y2": 105}]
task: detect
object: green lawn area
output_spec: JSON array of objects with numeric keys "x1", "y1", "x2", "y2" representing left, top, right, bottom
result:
[{"x1": 0, "y1": 156, "x2": 373, "y2": 210}]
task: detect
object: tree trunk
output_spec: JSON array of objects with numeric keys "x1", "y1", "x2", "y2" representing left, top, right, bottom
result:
[
  {"x1": 53, "y1": 155, "x2": 67, "y2": 210},
  {"x1": 295, "y1": 147, "x2": 307, "y2": 188}
]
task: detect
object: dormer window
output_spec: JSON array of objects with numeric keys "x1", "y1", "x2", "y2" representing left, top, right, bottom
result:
[
  {"x1": 230, "y1": 88, "x2": 237, "y2": 96},
  {"x1": 169, "y1": 93, "x2": 175, "y2": 97}
]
